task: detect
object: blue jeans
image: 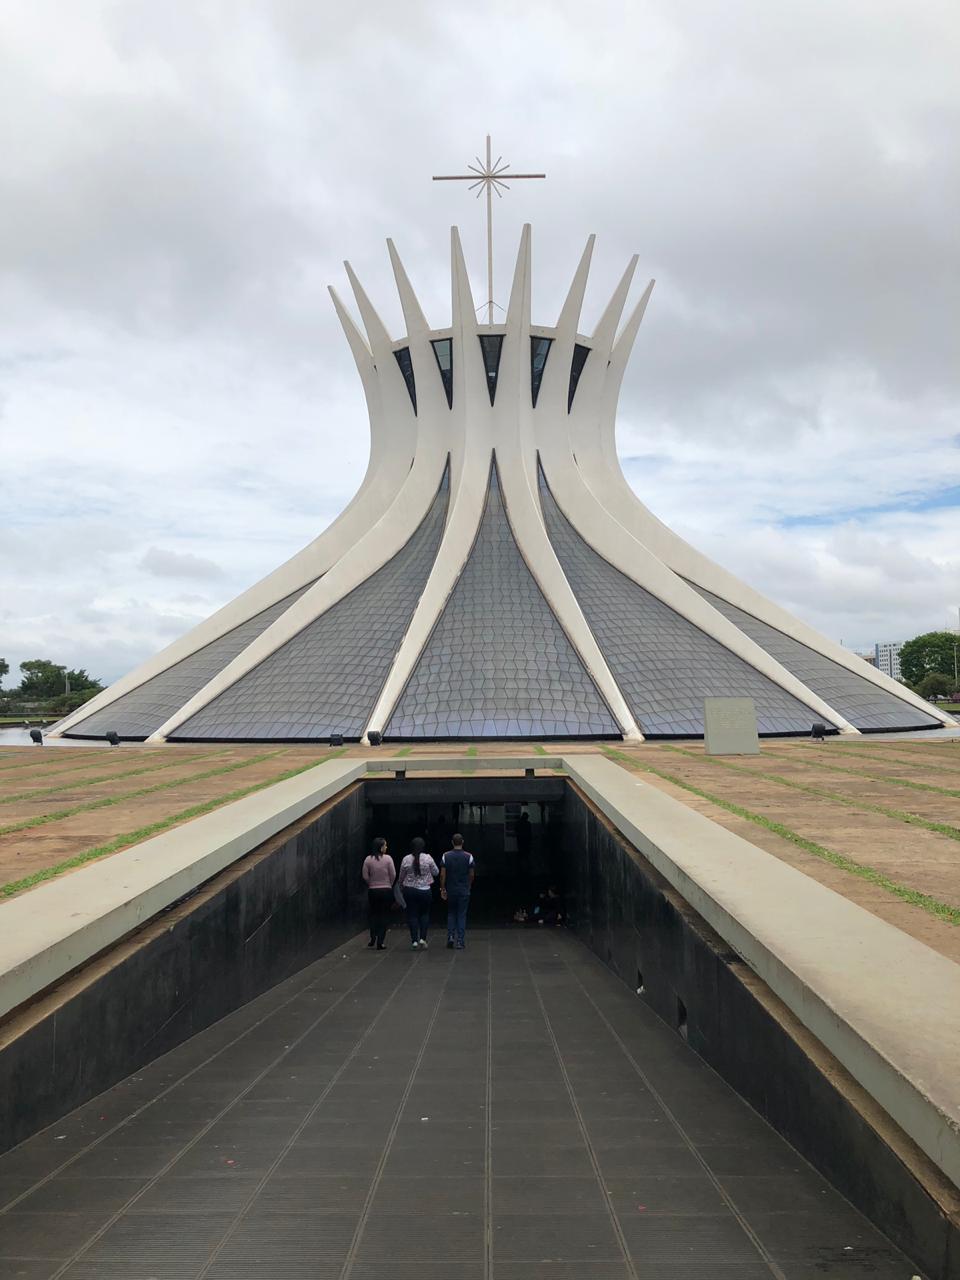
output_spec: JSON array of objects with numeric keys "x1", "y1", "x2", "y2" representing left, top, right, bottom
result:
[
  {"x1": 405, "y1": 887, "x2": 432, "y2": 943},
  {"x1": 447, "y1": 892, "x2": 470, "y2": 947}
]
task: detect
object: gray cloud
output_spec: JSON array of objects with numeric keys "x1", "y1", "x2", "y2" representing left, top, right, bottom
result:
[
  {"x1": 140, "y1": 547, "x2": 225, "y2": 580},
  {"x1": 0, "y1": 0, "x2": 957, "y2": 684}
]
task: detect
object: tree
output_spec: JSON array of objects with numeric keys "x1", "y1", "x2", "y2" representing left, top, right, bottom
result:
[
  {"x1": 16, "y1": 660, "x2": 104, "y2": 701},
  {"x1": 899, "y1": 631, "x2": 960, "y2": 687},
  {"x1": 18, "y1": 659, "x2": 67, "y2": 699},
  {"x1": 50, "y1": 688, "x2": 102, "y2": 713},
  {"x1": 0, "y1": 658, "x2": 8, "y2": 689},
  {"x1": 65, "y1": 668, "x2": 103, "y2": 694},
  {"x1": 917, "y1": 672, "x2": 954, "y2": 701},
  {"x1": 9, "y1": 659, "x2": 104, "y2": 703}
]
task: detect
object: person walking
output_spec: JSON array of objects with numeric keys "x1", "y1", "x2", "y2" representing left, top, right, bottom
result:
[
  {"x1": 363, "y1": 837, "x2": 396, "y2": 950},
  {"x1": 440, "y1": 833, "x2": 475, "y2": 951},
  {"x1": 398, "y1": 837, "x2": 439, "y2": 950}
]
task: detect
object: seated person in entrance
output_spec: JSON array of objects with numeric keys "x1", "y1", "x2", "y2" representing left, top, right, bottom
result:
[{"x1": 536, "y1": 885, "x2": 564, "y2": 927}]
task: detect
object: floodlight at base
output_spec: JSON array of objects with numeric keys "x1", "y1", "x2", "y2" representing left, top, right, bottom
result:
[
  {"x1": 368, "y1": 731, "x2": 382, "y2": 746},
  {"x1": 105, "y1": 731, "x2": 121, "y2": 747},
  {"x1": 29, "y1": 729, "x2": 43, "y2": 745},
  {"x1": 329, "y1": 734, "x2": 344, "y2": 747},
  {"x1": 811, "y1": 722, "x2": 827, "y2": 741}
]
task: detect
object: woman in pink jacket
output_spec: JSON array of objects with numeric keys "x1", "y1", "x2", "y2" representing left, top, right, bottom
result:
[{"x1": 362, "y1": 836, "x2": 396, "y2": 951}]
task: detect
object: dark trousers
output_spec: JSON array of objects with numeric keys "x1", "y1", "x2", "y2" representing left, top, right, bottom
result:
[
  {"x1": 404, "y1": 887, "x2": 432, "y2": 943},
  {"x1": 367, "y1": 888, "x2": 393, "y2": 947},
  {"x1": 447, "y1": 891, "x2": 470, "y2": 947}
]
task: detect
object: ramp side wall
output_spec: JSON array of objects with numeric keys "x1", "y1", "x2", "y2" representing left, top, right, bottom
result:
[
  {"x1": 561, "y1": 781, "x2": 959, "y2": 1280},
  {"x1": 0, "y1": 785, "x2": 365, "y2": 1156}
]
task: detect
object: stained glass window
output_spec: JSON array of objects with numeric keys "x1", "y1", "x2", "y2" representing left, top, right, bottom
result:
[
  {"x1": 568, "y1": 344, "x2": 590, "y2": 412},
  {"x1": 393, "y1": 347, "x2": 417, "y2": 413},
  {"x1": 478, "y1": 334, "x2": 504, "y2": 405},
  {"x1": 530, "y1": 336, "x2": 552, "y2": 407},
  {"x1": 431, "y1": 338, "x2": 453, "y2": 408}
]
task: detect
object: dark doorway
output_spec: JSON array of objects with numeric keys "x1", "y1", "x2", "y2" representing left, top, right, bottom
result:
[{"x1": 364, "y1": 778, "x2": 566, "y2": 928}]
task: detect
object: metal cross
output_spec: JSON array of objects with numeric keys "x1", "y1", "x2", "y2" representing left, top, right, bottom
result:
[{"x1": 434, "y1": 135, "x2": 545, "y2": 324}]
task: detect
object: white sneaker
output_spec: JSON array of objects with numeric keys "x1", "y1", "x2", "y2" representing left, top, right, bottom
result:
[
  {"x1": 419, "y1": 939, "x2": 428, "y2": 949},
  {"x1": 411, "y1": 941, "x2": 419, "y2": 950}
]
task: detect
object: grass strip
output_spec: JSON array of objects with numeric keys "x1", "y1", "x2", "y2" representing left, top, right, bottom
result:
[
  {"x1": 660, "y1": 744, "x2": 960, "y2": 844},
  {"x1": 602, "y1": 748, "x2": 960, "y2": 926},
  {"x1": 0, "y1": 747, "x2": 225, "y2": 787},
  {"x1": 825, "y1": 739, "x2": 960, "y2": 762},
  {"x1": 758, "y1": 749, "x2": 960, "y2": 800},
  {"x1": 0, "y1": 750, "x2": 156, "y2": 778},
  {"x1": 0, "y1": 753, "x2": 344, "y2": 899},
  {"x1": 0, "y1": 750, "x2": 238, "y2": 806},
  {"x1": 793, "y1": 742, "x2": 960, "y2": 768},
  {"x1": 0, "y1": 751, "x2": 292, "y2": 838},
  {"x1": 532, "y1": 745, "x2": 548, "y2": 756},
  {"x1": 391, "y1": 746, "x2": 412, "y2": 758},
  {"x1": 466, "y1": 746, "x2": 479, "y2": 757}
]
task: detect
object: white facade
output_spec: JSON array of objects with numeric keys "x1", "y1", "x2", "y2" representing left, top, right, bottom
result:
[
  {"x1": 875, "y1": 642, "x2": 903, "y2": 682},
  {"x1": 49, "y1": 229, "x2": 956, "y2": 743}
]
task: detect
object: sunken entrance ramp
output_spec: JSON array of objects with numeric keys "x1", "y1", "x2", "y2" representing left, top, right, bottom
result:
[{"x1": 0, "y1": 932, "x2": 917, "y2": 1278}]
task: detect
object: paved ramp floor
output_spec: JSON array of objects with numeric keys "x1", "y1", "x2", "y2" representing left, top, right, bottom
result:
[{"x1": 0, "y1": 932, "x2": 916, "y2": 1278}]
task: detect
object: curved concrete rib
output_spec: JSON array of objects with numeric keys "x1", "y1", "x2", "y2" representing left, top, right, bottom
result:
[
  {"x1": 498, "y1": 453, "x2": 641, "y2": 739},
  {"x1": 149, "y1": 444, "x2": 448, "y2": 741},
  {"x1": 369, "y1": 227, "x2": 638, "y2": 741},
  {"x1": 494, "y1": 228, "x2": 639, "y2": 739},
  {"x1": 65, "y1": 223, "x2": 949, "y2": 744},
  {"x1": 574, "y1": 305, "x2": 954, "y2": 727},
  {"x1": 51, "y1": 284, "x2": 417, "y2": 739},
  {"x1": 386, "y1": 239, "x2": 452, "y2": 426},
  {"x1": 147, "y1": 255, "x2": 452, "y2": 742},
  {"x1": 533, "y1": 251, "x2": 852, "y2": 733},
  {"x1": 532, "y1": 234, "x2": 594, "y2": 443},
  {"x1": 544, "y1": 454, "x2": 854, "y2": 733},
  {"x1": 364, "y1": 228, "x2": 490, "y2": 741},
  {"x1": 479, "y1": 232, "x2": 637, "y2": 737}
]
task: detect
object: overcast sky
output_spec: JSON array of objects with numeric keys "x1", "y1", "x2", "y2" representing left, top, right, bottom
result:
[{"x1": 1, "y1": 0, "x2": 958, "y2": 686}]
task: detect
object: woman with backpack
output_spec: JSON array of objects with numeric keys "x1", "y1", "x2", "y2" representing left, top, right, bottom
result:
[
  {"x1": 397, "y1": 836, "x2": 439, "y2": 950},
  {"x1": 362, "y1": 836, "x2": 396, "y2": 951}
]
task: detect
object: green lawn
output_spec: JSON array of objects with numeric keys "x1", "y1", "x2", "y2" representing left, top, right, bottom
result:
[{"x1": 0, "y1": 716, "x2": 56, "y2": 726}]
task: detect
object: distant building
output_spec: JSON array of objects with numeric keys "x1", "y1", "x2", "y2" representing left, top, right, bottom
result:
[
  {"x1": 875, "y1": 642, "x2": 903, "y2": 681},
  {"x1": 854, "y1": 651, "x2": 878, "y2": 667}
]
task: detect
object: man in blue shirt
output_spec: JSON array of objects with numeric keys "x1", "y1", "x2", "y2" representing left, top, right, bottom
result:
[{"x1": 440, "y1": 834, "x2": 475, "y2": 951}]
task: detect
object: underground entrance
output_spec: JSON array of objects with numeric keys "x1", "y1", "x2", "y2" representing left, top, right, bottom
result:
[
  {"x1": 0, "y1": 766, "x2": 955, "y2": 1277},
  {"x1": 365, "y1": 775, "x2": 566, "y2": 929}
]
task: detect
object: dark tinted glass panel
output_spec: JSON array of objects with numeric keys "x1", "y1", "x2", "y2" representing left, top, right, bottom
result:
[
  {"x1": 386, "y1": 461, "x2": 617, "y2": 739},
  {"x1": 171, "y1": 469, "x2": 450, "y2": 741},
  {"x1": 65, "y1": 584, "x2": 313, "y2": 740},
  {"x1": 478, "y1": 334, "x2": 504, "y2": 405},
  {"x1": 530, "y1": 336, "x2": 552, "y2": 407},
  {"x1": 686, "y1": 581, "x2": 940, "y2": 731},
  {"x1": 539, "y1": 467, "x2": 818, "y2": 737},
  {"x1": 568, "y1": 343, "x2": 590, "y2": 412},
  {"x1": 431, "y1": 338, "x2": 453, "y2": 408},
  {"x1": 393, "y1": 347, "x2": 417, "y2": 413}
]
